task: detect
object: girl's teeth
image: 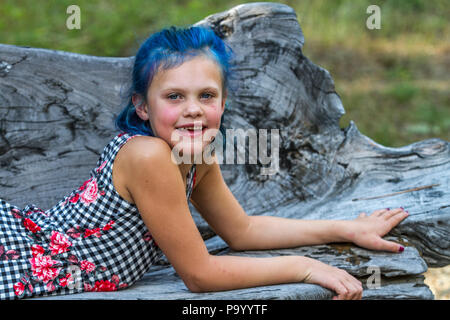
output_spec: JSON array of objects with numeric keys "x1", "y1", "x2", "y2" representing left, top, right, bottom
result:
[{"x1": 178, "y1": 127, "x2": 203, "y2": 131}]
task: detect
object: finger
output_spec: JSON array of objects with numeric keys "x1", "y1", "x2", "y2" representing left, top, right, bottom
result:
[
  {"x1": 377, "y1": 238, "x2": 405, "y2": 253},
  {"x1": 352, "y1": 279, "x2": 363, "y2": 300},
  {"x1": 338, "y1": 271, "x2": 359, "y2": 300},
  {"x1": 358, "y1": 212, "x2": 367, "y2": 218},
  {"x1": 341, "y1": 281, "x2": 356, "y2": 300},
  {"x1": 387, "y1": 210, "x2": 409, "y2": 226},
  {"x1": 372, "y1": 209, "x2": 388, "y2": 217},
  {"x1": 339, "y1": 278, "x2": 358, "y2": 300},
  {"x1": 333, "y1": 281, "x2": 350, "y2": 300},
  {"x1": 342, "y1": 274, "x2": 363, "y2": 300},
  {"x1": 383, "y1": 208, "x2": 405, "y2": 220}
]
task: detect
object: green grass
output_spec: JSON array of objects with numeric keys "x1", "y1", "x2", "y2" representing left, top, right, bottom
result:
[{"x1": 1, "y1": 0, "x2": 448, "y2": 147}]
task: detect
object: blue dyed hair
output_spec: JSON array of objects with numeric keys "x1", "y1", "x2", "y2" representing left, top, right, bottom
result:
[{"x1": 115, "y1": 25, "x2": 234, "y2": 147}]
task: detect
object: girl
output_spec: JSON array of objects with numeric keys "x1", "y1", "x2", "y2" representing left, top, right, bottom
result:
[{"x1": 0, "y1": 25, "x2": 408, "y2": 300}]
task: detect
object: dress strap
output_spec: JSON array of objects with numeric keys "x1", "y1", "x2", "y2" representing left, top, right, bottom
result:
[{"x1": 186, "y1": 164, "x2": 196, "y2": 200}]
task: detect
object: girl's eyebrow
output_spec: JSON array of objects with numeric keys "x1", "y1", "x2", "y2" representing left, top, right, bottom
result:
[{"x1": 161, "y1": 86, "x2": 219, "y2": 93}]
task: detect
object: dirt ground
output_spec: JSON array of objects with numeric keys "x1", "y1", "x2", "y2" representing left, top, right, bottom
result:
[{"x1": 424, "y1": 265, "x2": 450, "y2": 300}]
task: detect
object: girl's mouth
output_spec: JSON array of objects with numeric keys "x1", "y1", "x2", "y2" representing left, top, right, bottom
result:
[{"x1": 176, "y1": 126, "x2": 207, "y2": 137}]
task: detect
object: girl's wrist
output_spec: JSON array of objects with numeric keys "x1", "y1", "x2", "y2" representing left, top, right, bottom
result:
[
  {"x1": 294, "y1": 256, "x2": 316, "y2": 282},
  {"x1": 332, "y1": 220, "x2": 357, "y2": 243}
]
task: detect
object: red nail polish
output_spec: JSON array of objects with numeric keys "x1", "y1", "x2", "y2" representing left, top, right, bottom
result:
[{"x1": 398, "y1": 246, "x2": 404, "y2": 253}]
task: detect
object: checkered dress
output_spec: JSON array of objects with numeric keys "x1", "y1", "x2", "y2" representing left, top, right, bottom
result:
[{"x1": 0, "y1": 133, "x2": 197, "y2": 300}]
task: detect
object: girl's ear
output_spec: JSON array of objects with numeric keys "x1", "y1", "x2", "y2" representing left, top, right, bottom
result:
[{"x1": 133, "y1": 94, "x2": 149, "y2": 121}]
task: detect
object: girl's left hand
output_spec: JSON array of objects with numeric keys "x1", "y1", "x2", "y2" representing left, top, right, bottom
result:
[{"x1": 349, "y1": 208, "x2": 409, "y2": 253}]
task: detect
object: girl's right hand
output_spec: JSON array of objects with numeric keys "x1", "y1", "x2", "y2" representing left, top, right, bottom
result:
[{"x1": 302, "y1": 257, "x2": 363, "y2": 300}]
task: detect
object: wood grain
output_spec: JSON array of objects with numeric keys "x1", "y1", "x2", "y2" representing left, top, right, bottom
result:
[{"x1": 1, "y1": 3, "x2": 448, "y2": 299}]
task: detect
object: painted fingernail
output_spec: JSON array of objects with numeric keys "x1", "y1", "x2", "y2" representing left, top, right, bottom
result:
[
  {"x1": 398, "y1": 246, "x2": 404, "y2": 253},
  {"x1": 386, "y1": 208, "x2": 390, "y2": 210}
]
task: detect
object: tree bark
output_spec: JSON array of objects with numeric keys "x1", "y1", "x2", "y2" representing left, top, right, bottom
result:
[{"x1": 1, "y1": 2, "x2": 447, "y2": 299}]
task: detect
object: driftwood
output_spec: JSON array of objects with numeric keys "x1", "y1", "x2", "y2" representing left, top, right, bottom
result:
[{"x1": 0, "y1": 2, "x2": 448, "y2": 300}]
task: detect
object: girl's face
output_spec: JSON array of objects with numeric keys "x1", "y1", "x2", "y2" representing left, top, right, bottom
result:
[{"x1": 135, "y1": 55, "x2": 226, "y2": 162}]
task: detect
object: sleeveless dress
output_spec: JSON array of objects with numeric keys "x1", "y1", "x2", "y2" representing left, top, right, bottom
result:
[{"x1": 0, "y1": 132, "x2": 197, "y2": 300}]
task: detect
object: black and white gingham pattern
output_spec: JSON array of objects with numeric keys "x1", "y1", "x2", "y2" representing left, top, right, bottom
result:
[{"x1": 0, "y1": 133, "x2": 196, "y2": 300}]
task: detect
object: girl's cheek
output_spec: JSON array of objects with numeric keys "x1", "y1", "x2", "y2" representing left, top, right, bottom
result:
[
  {"x1": 208, "y1": 105, "x2": 222, "y2": 126},
  {"x1": 160, "y1": 108, "x2": 180, "y2": 125}
]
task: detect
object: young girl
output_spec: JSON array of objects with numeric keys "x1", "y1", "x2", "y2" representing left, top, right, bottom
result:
[{"x1": 0, "y1": 25, "x2": 408, "y2": 300}]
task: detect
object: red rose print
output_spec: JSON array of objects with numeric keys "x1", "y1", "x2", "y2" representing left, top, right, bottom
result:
[
  {"x1": 29, "y1": 255, "x2": 62, "y2": 283},
  {"x1": 69, "y1": 193, "x2": 80, "y2": 203},
  {"x1": 80, "y1": 178, "x2": 99, "y2": 205},
  {"x1": 193, "y1": 170, "x2": 196, "y2": 187},
  {"x1": 0, "y1": 245, "x2": 20, "y2": 260},
  {"x1": 80, "y1": 260, "x2": 96, "y2": 273},
  {"x1": 59, "y1": 273, "x2": 74, "y2": 288},
  {"x1": 143, "y1": 231, "x2": 152, "y2": 242},
  {"x1": 84, "y1": 275, "x2": 127, "y2": 292},
  {"x1": 23, "y1": 218, "x2": 41, "y2": 233},
  {"x1": 13, "y1": 282, "x2": 25, "y2": 297},
  {"x1": 46, "y1": 281, "x2": 56, "y2": 292},
  {"x1": 92, "y1": 279, "x2": 116, "y2": 292},
  {"x1": 111, "y1": 274, "x2": 120, "y2": 285},
  {"x1": 31, "y1": 244, "x2": 45, "y2": 257},
  {"x1": 84, "y1": 227, "x2": 101, "y2": 238},
  {"x1": 96, "y1": 161, "x2": 107, "y2": 173},
  {"x1": 143, "y1": 232, "x2": 158, "y2": 247},
  {"x1": 10, "y1": 208, "x2": 22, "y2": 219},
  {"x1": 102, "y1": 220, "x2": 115, "y2": 231},
  {"x1": 67, "y1": 226, "x2": 82, "y2": 239},
  {"x1": 68, "y1": 254, "x2": 79, "y2": 264},
  {"x1": 49, "y1": 231, "x2": 72, "y2": 255},
  {"x1": 84, "y1": 282, "x2": 93, "y2": 292},
  {"x1": 5, "y1": 250, "x2": 20, "y2": 260},
  {"x1": 78, "y1": 178, "x2": 90, "y2": 191}
]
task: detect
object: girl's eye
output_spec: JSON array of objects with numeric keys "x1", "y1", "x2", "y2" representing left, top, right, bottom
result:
[
  {"x1": 201, "y1": 92, "x2": 215, "y2": 99},
  {"x1": 167, "y1": 93, "x2": 181, "y2": 100},
  {"x1": 166, "y1": 92, "x2": 216, "y2": 100}
]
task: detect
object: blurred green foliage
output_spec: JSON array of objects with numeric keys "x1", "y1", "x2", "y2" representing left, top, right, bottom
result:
[{"x1": 0, "y1": 0, "x2": 448, "y2": 147}]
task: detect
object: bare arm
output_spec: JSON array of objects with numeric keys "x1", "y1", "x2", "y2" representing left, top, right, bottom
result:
[
  {"x1": 232, "y1": 216, "x2": 350, "y2": 251},
  {"x1": 234, "y1": 209, "x2": 408, "y2": 252},
  {"x1": 190, "y1": 154, "x2": 407, "y2": 254}
]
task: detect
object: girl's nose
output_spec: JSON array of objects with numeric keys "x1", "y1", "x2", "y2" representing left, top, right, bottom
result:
[{"x1": 183, "y1": 100, "x2": 203, "y2": 117}]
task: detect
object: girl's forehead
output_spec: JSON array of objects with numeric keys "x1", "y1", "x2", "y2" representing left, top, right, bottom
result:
[{"x1": 151, "y1": 55, "x2": 222, "y2": 89}]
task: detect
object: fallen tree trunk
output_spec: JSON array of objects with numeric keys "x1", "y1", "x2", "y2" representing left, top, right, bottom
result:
[{"x1": 0, "y1": 2, "x2": 448, "y2": 300}]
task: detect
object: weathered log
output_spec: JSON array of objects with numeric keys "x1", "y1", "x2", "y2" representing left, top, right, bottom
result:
[{"x1": 1, "y1": 2, "x2": 448, "y2": 300}]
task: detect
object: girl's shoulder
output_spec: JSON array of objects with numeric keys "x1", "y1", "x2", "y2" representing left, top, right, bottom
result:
[
  {"x1": 120, "y1": 134, "x2": 170, "y2": 156},
  {"x1": 112, "y1": 135, "x2": 174, "y2": 204},
  {"x1": 114, "y1": 134, "x2": 175, "y2": 178}
]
